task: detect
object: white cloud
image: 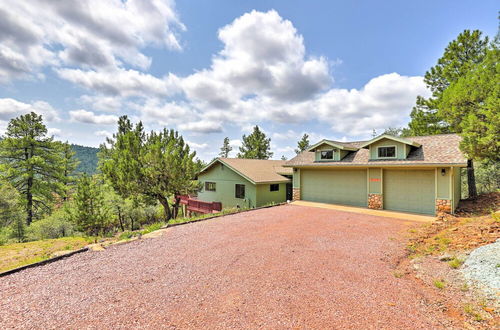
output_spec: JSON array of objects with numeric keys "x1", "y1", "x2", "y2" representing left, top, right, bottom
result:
[
  {"x1": 186, "y1": 140, "x2": 208, "y2": 150},
  {"x1": 47, "y1": 127, "x2": 62, "y2": 137},
  {"x1": 95, "y1": 130, "x2": 113, "y2": 138},
  {"x1": 0, "y1": 98, "x2": 60, "y2": 122},
  {"x1": 79, "y1": 95, "x2": 123, "y2": 112},
  {"x1": 69, "y1": 109, "x2": 118, "y2": 125},
  {"x1": 0, "y1": 0, "x2": 184, "y2": 82},
  {"x1": 178, "y1": 121, "x2": 223, "y2": 134},
  {"x1": 57, "y1": 68, "x2": 181, "y2": 98}
]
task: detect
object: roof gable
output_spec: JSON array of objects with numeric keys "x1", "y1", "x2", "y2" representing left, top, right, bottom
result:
[
  {"x1": 307, "y1": 139, "x2": 359, "y2": 152},
  {"x1": 200, "y1": 158, "x2": 292, "y2": 184},
  {"x1": 359, "y1": 134, "x2": 421, "y2": 149}
]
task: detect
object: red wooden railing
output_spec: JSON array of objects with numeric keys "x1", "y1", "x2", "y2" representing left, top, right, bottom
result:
[{"x1": 176, "y1": 195, "x2": 222, "y2": 214}]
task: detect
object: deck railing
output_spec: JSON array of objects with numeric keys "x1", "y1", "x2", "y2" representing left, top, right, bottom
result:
[{"x1": 176, "y1": 195, "x2": 222, "y2": 214}]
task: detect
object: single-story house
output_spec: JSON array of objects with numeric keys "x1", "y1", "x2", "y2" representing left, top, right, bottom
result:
[
  {"x1": 197, "y1": 158, "x2": 293, "y2": 209},
  {"x1": 285, "y1": 134, "x2": 467, "y2": 215}
]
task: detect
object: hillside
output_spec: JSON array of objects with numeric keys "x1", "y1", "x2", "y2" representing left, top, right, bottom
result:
[{"x1": 71, "y1": 144, "x2": 99, "y2": 174}]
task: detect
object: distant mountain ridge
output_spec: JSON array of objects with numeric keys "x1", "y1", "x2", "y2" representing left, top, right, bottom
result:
[{"x1": 71, "y1": 144, "x2": 99, "y2": 174}]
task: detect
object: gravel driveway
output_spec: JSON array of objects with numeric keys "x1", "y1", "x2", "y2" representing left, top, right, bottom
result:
[{"x1": 1, "y1": 205, "x2": 445, "y2": 329}]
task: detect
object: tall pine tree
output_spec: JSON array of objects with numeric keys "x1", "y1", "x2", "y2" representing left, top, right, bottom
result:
[
  {"x1": 295, "y1": 134, "x2": 310, "y2": 154},
  {"x1": 407, "y1": 30, "x2": 489, "y2": 198},
  {"x1": 219, "y1": 137, "x2": 232, "y2": 158},
  {"x1": 237, "y1": 126, "x2": 273, "y2": 159},
  {"x1": 0, "y1": 112, "x2": 65, "y2": 225}
]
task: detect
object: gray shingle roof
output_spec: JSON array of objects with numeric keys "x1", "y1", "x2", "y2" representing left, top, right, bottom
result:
[{"x1": 286, "y1": 134, "x2": 467, "y2": 167}]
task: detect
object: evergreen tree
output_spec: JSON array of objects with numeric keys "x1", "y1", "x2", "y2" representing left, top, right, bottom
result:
[
  {"x1": 407, "y1": 30, "x2": 489, "y2": 198},
  {"x1": 408, "y1": 30, "x2": 489, "y2": 137},
  {"x1": 68, "y1": 174, "x2": 109, "y2": 236},
  {"x1": 237, "y1": 126, "x2": 273, "y2": 159},
  {"x1": 440, "y1": 45, "x2": 500, "y2": 162},
  {"x1": 100, "y1": 116, "x2": 198, "y2": 221},
  {"x1": 0, "y1": 180, "x2": 23, "y2": 229},
  {"x1": 281, "y1": 155, "x2": 288, "y2": 160},
  {"x1": 59, "y1": 141, "x2": 79, "y2": 201},
  {"x1": 295, "y1": 134, "x2": 310, "y2": 154},
  {"x1": 0, "y1": 112, "x2": 64, "y2": 225},
  {"x1": 219, "y1": 137, "x2": 232, "y2": 158}
]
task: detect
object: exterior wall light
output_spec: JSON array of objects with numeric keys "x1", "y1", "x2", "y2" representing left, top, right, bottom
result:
[{"x1": 441, "y1": 168, "x2": 446, "y2": 176}]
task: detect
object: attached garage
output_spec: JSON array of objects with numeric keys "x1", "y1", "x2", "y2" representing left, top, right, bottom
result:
[
  {"x1": 301, "y1": 169, "x2": 367, "y2": 207},
  {"x1": 384, "y1": 169, "x2": 435, "y2": 215}
]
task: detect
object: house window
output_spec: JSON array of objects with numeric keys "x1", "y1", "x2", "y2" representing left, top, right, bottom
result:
[
  {"x1": 235, "y1": 184, "x2": 245, "y2": 199},
  {"x1": 378, "y1": 146, "x2": 396, "y2": 158},
  {"x1": 320, "y1": 150, "x2": 334, "y2": 160},
  {"x1": 270, "y1": 184, "x2": 279, "y2": 192},
  {"x1": 205, "y1": 182, "x2": 216, "y2": 191}
]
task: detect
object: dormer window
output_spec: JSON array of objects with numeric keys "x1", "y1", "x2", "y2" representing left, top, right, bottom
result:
[
  {"x1": 320, "y1": 150, "x2": 334, "y2": 160},
  {"x1": 378, "y1": 146, "x2": 396, "y2": 158}
]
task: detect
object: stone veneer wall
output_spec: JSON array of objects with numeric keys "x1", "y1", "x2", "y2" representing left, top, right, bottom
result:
[
  {"x1": 368, "y1": 193, "x2": 383, "y2": 210},
  {"x1": 436, "y1": 199, "x2": 452, "y2": 213},
  {"x1": 292, "y1": 188, "x2": 301, "y2": 201}
]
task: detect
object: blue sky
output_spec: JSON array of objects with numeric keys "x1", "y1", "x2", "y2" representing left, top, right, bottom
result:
[{"x1": 0, "y1": 0, "x2": 497, "y2": 161}]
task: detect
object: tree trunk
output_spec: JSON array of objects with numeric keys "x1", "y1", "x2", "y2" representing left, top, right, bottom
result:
[
  {"x1": 467, "y1": 159, "x2": 477, "y2": 199},
  {"x1": 117, "y1": 207, "x2": 125, "y2": 232},
  {"x1": 26, "y1": 176, "x2": 33, "y2": 226},
  {"x1": 158, "y1": 195, "x2": 172, "y2": 221}
]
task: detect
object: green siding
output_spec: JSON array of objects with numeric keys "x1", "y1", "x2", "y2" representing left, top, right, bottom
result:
[
  {"x1": 315, "y1": 146, "x2": 339, "y2": 161},
  {"x1": 368, "y1": 168, "x2": 382, "y2": 194},
  {"x1": 198, "y1": 163, "x2": 257, "y2": 209},
  {"x1": 293, "y1": 168, "x2": 300, "y2": 188},
  {"x1": 384, "y1": 169, "x2": 435, "y2": 214},
  {"x1": 453, "y1": 167, "x2": 461, "y2": 212},
  {"x1": 369, "y1": 139, "x2": 406, "y2": 159},
  {"x1": 339, "y1": 150, "x2": 349, "y2": 160},
  {"x1": 256, "y1": 183, "x2": 288, "y2": 206},
  {"x1": 301, "y1": 169, "x2": 367, "y2": 206},
  {"x1": 436, "y1": 167, "x2": 451, "y2": 199}
]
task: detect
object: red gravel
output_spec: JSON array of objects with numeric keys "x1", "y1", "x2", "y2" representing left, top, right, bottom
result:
[{"x1": 1, "y1": 205, "x2": 448, "y2": 329}]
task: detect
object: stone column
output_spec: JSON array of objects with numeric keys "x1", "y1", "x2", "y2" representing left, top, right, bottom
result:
[
  {"x1": 368, "y1": 193, "x2": 383, "y2": 210},
  {"x1": 435, "y1": 199, "x2": 452, "y2": 213},
  {"x1": 292, "y1": 188, "x2": 301, "y2": 201}
]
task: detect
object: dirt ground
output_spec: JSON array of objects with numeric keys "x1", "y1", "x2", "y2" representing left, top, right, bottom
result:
[{"x1": 1, "y1": 205, "x2": 459, "y2": 329}]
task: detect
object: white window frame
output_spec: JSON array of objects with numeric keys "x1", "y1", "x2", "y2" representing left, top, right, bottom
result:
[{"x1": 376, "y1": 145, "x2": 397, "y2": 159}]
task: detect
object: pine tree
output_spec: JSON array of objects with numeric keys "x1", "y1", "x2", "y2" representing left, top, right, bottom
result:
[
  {"x1": 440, "y1": 45, "x2": 500, "y2": 162},
  {"x1": 69, "y1": 174, "x2": 109, "y2": 236},
  {"x1": 237, "y1": 126, "x2": 273, "y2": 159},
  {"x1": 295, "y1": 134, "x2": 310, "y2": 154},
  {"x1": 219, "y1": 137, "x2": 232, "y2": 158},
  {"x1": 407, "y1": 30, "x2": 489, "y2": 198},
  {"x1": 59, "y1": 141, "x2": 79, "y2": 201},
  {"x1": 100, "y1": 116, "x2": 198, "y2": 221},
  {"x1": 0, "y1": 112, "x2": 65, "y2": 225}
]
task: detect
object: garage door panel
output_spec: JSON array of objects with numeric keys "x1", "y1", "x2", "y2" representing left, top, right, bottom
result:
[
  {"x1": 301, "y1": 170, "x2": 367, "y2": 207},
  {"x1": 384, "y1": 170, "x2": 435, "y2": 215}
]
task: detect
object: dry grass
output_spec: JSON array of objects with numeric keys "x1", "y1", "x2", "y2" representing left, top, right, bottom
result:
[{"x1": 0, "y1": 237, "x2": 91, "y2": 273}]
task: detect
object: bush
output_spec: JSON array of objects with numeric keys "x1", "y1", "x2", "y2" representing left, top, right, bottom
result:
[{"x1": 27, "y1": 210, "x2": 76, "y2": 241}]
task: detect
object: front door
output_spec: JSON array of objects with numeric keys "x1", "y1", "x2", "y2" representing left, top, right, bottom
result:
[{"x1": 286, "y1": 183, "x2": 293, "y2": 201}]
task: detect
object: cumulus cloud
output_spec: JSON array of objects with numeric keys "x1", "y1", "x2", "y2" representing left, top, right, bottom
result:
[
  {"x1": 69, "y1": 109, "x2": 118, "y2": 125},
  {"x1": 57, "y1": 68, "x2": 181, "y2": 98},
  {"x1": 181, "y1": 10, "x2": 331, "y2": 114},
  {"x1": 95, "y1": 130, "x2": 113, "y2": 138},
  {"x1": 0, "y1": 0, "x2": 184, "y2": 82},
  {"x1": 0, "y1": 98, "x2": 59, "y2": 122},
  {"x1": 178, "y1": 121, "x2": 223, "y2": 134}
]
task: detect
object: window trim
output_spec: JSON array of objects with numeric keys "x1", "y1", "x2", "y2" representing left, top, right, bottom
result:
[
  {"x1": 205, "y1": 181, "x2": 216, "y2": 192},
  {"x1": 235, "y1": 184, "x2": 245, "y2": 199},
  {"x1": 376, "y1": 145, "x2": 397, "y2": 159},
  {"x1": 270, "y1": 183, "x2": 279, "y2": 192},
  {"x1": 319, "y1": 149, "x2": 334, "y2": 160}
]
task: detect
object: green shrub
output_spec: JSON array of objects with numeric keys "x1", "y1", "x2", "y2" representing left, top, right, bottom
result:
[
  {"x1": 27, "y1": 210, "x2": 76, "y2": 241},
  {"x1": 141, "y1": 222, "x2": 164, "y2": 235},
  {"x1": 448, "y1": 257, "x2": 464, "y2": 269}
]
